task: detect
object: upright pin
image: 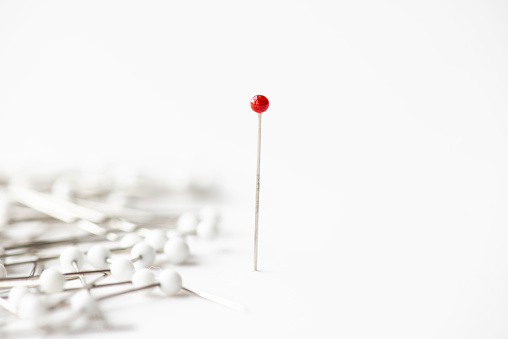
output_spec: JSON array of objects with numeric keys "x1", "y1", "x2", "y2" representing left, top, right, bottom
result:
[{"x1": 250, "y1": 94, "x2": 269, "y2": 271}]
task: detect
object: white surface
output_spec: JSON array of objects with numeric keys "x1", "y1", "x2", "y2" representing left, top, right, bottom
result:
[{"x1": 1, "y1": 1, "x2": 508, "y2": 338}]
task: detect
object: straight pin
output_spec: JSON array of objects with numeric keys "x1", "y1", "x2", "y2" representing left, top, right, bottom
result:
[
  {"x1": 250, "y1": 95, "x2": 269, "y2": 271},
  {"x1": 96, "y1": 269, "x2": 245, "y2": 312}
]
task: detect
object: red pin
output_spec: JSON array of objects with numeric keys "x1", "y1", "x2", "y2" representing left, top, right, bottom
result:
[{"x1": 250, "y1": 95, "x2": 269, "y2": 271}]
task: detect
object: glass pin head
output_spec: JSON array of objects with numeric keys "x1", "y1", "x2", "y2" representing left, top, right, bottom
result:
[{"x1": 250, "y1": 95, "x2": 269, "y2": 113}]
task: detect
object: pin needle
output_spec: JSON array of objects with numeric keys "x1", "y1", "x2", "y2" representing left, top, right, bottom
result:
[{"x1": 250, "y1": 94, "x2": 269, "y2": 271}]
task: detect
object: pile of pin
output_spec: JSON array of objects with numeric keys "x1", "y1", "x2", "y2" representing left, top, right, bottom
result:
[{"x1": 0, "y1": 169, "x2": 223, "y2": 335}]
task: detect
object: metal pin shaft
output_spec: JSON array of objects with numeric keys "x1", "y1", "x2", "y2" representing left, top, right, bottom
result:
[{"x1": 254, "y1": 113, "x2": 262, "y2": 271}]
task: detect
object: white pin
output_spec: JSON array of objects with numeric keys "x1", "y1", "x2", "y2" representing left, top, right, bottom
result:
[
  {"x1": 95, "y1": 269, "x2": 244, "y2": 311},
  {"x1": 83, "y1": 245, "x2": 134, "y2": 281},
  {"x1": 87, "y1": 242, "x2": 156, "y2": 269},
  {"x1": 89, "y1": 235, "x2": 189, "y2": 269},
  {"x1": 250, "y1": 94, "x2": 269, "y2": 271},
  {"x1": 163, "y1": 237, "x2": 190, "y2": 264},
  {"x1": 130, "y1": 242, "x2": 156, "y2": 268},
  {"x1": 54, "y1": 269, "x2": 156, "y2": 293},
  {"x1": 0, "y1": 289, "x2": 47, "y2": 327},
  {"x1": 58, "y1": 247, "x2": 110, "y2": 325},
  {"x1": 0, "y1": 268, "x2": 108, "y2": 287},
  {"x1": 39, "y1": 267, "x2": 65, "y2": 293}
]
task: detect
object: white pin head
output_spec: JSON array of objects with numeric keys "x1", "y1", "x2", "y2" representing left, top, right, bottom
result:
[
  {"x1": 164, "y1": 237, "x2": 190, "y2": 264},
  {"x1": 144, "y1": 229, "x2": 168, "y2": 251},
  {"x1": 86, "y1": 245, "x2": 111, "y2": 269},
  {"x1": 8, "y1": 286, "x2": 28, "y2": 309},
  {"x1": 158, "y1": 269, "x2": 182, "y2": 296},
  {"x1": 18, "y1": 294, "x2": 47, "y2": 320},
  {"x1": 177, "y1": 213, "x2": 198, "y2": 234},
  {"x1": 60, "y1": 246, "x2": 85, "y2": 271},
  {"x1": 132, "y1": 269, "x2": 157, "y2": 290},
  {"x1": 110, "y1": 258, "x2": 135, "y2": 281},
  {"x1": 39, "y1": 268, "x2": 65, "y2": 293},
  {"x1": 120, "y1": 233, "x2": 143, "y2": 248},
  {"x1": 71, "y1": 290, "x2": 97, "y2": 315},
  {"x1": 131, "y1": 242, "x2": 156, "y2": 268},
  {"x1": 196, "y1": 220, "x2": 219, "y2": 240}
]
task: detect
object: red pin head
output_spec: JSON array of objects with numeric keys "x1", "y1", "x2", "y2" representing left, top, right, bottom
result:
[{"x1": 250, "y1": 95, "x2": 269, "y2": 113}]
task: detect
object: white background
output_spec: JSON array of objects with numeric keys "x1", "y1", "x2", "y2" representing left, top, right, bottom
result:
[{"x1": 1, "y1": 1, "x2": 508, "y2": 338}]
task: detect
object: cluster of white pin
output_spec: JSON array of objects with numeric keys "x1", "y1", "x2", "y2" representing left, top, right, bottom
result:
[
  {"x1": 0, "y1": 171, "x2": 223, "y2": 334},
  {"x1": 7, "y1": 267, "x2": 182, "y2": 318}
]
